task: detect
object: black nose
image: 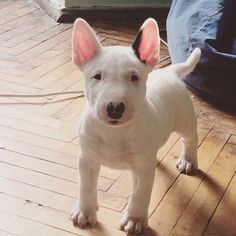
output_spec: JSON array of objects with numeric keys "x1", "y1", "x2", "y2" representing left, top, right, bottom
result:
[{"x1": 106, "y1": 102, "x2": 125, "y2": 119}]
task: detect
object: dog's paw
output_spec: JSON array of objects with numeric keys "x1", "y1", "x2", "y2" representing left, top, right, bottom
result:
[
  {"x1": 119, "y1": 212, "x2": 148, "y2": 234},
  {"x1": 70, "y1": 206, "x2": 97, "y2": 227},
  {"x1": 176, "y1": 158, "x2": 197, "y2": 174}
]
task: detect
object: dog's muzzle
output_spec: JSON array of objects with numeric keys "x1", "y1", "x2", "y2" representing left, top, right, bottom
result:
[{"x1": 96, "y1": 101, "x2": 134, "y2": 126}]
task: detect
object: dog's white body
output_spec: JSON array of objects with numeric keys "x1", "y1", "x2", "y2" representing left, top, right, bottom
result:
[{"x1": 70, "y1": 18, "x2": 200, "y2": 234}]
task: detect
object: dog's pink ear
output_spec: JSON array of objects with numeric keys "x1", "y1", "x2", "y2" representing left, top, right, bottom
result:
[
  {"x1": 132, "y1": 18, "x2": 160, "y2": 67},
  {"x1": 72, "y1": 18, "x2": 101, "y2": 66}
]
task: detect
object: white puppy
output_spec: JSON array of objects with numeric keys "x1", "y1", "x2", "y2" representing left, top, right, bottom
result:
[{"x1": 70, "y1": 18, "x2": 200, "y2": 234}]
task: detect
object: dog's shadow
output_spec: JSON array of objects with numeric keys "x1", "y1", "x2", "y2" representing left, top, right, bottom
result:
[
  {"x1": 73, "y1": 222, "x2": 120, "y2": 236},
  {"x1": 74, "y1": 222, "x2": 160, "y2": 236},
  {"x1": 140, "y1": 167, "x2": 236, "y2": 236}
]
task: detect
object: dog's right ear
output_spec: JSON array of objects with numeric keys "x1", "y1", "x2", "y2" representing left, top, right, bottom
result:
[
  {"x1": 132, "y1": 18, "x2": 160, "y2": 68},
  {"x1": 72, "y1": 18, "x2": 101, "y2": 66}
]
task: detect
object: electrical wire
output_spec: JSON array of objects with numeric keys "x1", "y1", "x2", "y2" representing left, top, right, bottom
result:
[{"x1": 0, "y1": 90, "x2": 84, "y2": 98}]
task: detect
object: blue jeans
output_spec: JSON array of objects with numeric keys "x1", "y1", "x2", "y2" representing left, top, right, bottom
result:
[{"x1": 167, "y1": 0, "x2": 236, "y2": 108}]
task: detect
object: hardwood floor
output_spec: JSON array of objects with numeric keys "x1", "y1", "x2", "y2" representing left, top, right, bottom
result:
[{"x1": 0, "y1": 1, "x2": 235, "y2": 235}]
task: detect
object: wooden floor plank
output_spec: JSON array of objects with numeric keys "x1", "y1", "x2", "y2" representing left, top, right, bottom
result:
[
  {"x1": 148, "y1": 128, "x2": 209, "y2": 216},
  {"x1": 0, "y1": 160, "x2": 127, "y2": 211},
  {"x1": 52, "y1": 96, "x2": 86, "y2": 121},
  {"x1": 24, "y1": 51, "x2": 71, "y2": 81},
  {"x1": 156, "y1": 132, "x2": 180, "y2": 163},
  {"x1": 0, "y1": 14, "x2": 51, "y2": 45},
  {"x1": 0, "y1": 97, "x2": 45, "y2": 116},
  {"x1": 0, "y1": 194, "x2": 124, "y2": 236},
  {"x1": 204, "y1": 174, "x2": 236, "y2": 236},
  {"x1": 0, "y1": 176, "x2": 120, "y2": 228},
  {"x1": 31, "y1": 23, "x2": 72, "y2": 42},
  {"x1": 30, "y1": 61, "x2": 77, "y2": 89},
  {"x1": 100, "y1": 166, "x2": 122, "y2": 180},
  {"x1": 0, "y1": 114, "x2": 76, "y2": 142},
  {"x1": 171, "y1": 143, "x2": 236, "y2": 235},
  {"x1": 228, "y1": 135, "x2": 236, "y2": 145},
  {"x1": 9, "y1": 3, "x2": 39, "y2": 17},
  {"x1": 203, "y1": 144, "x2": 236, "y2": 236},
  {"x1": 0, "y1": 229, "x2": 17, "y2": 236},
  {"x1": 37, "y1": 70, "x2": 82, "y2": 100},
  {"x1": 0, "y1": 125, "x2": 78, "y2": 155},
  {"x1": 0, "y1": 4, "x2": 39, "y2": 27},
  {"x1": 148, "y1": 130, "x2": 230, "y2": 235},
  {"x1": 0, "y1": 136, "x2": 77, "y2": 168},
  {"x1": 0, "y1": 9, "x2": 45, "y2": 36},
  {"x1": 14, "y1": 28, "x2": 72, "y2": 64},
  {"x1": 0, "y1": 211, "x2": 78, "y2": 236},
  {"x1": 39, "y1": 79, "x2": 85, "y2": 117},
  {"x1": 0, "y1": 148, "x2": 114, "y2": 191},
  {"x1": 0, "y1": 79, "x2": 40, "y2": 93},
  {"x1": 108, "y1": 171, "x2": 132, "y2": 198},
  {"x1": 0, "y1": 1, "x2": 29, "y2": 19},
  {"x1": 4, "y1": 40, "x2": 42, "y2": 56},
  {"x1": 0, "y1": 0, "x2": 21, "y2": 9},
  {"x1": 0, "y1": 105, "x2": 64, "y2": 128},
  {"x1": 14, "y1": 46, "x2": 72, "y2": 77},
  {"x1": 0, "y1": 71, "x2": 32, "y2": 85}
]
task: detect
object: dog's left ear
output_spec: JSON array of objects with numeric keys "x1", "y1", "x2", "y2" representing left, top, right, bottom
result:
[{"x1": 132, "y1": 18, "x2": 160, "y2": 67}]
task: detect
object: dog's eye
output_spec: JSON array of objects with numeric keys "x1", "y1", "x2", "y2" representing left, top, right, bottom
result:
[
  {"x1": 93, "y1": 74, "x2": 101, "y2": 81},
  {"x1": 131, "y1": 75, "x2": 139, "y2": 82}
]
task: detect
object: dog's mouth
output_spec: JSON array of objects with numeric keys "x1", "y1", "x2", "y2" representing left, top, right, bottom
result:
[
  {"x1": 110, "y1": 120, "x2": 119, "y2": 125},
  {"x1": 100, "y1": 117, "x2": 132, "y2": 127},
  {"x1": 108, "y1": 119, "x2": 130, "y2": 127}
]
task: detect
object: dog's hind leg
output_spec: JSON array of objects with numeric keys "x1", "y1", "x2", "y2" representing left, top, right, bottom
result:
[
  {"x1": 176, "y1": 131, "x2": 198, "y2": 174},
  {"x1": 175, "y1": 111, "x2": 198, "y2": 174}
]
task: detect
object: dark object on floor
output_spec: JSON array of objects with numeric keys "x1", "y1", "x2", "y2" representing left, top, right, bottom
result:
[
  {"x1": 167, "y1": 0, "x2": 236, "y2": 109},
  {"x1": 33, "y1": 0, "x2": 170, "y2": 23}
]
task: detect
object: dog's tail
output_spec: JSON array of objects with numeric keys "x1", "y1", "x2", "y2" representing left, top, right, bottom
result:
[{"x1": 172, "y1": 48, "x2": 201, "y2": 79}]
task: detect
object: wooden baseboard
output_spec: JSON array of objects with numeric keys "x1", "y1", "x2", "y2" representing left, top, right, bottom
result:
[
  {"x1": 33, "y1": 1, "x2": 168, "y2": 23},
  {"x1": 58, "y1": 7, "x2": 168, "y2": 23}
]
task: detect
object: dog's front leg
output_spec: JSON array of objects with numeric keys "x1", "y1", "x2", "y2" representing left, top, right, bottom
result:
[
  {"x1": 120, "y1": 165, "x2": 155, "y2": 234},
  {"x1": 70, "y1": 154, "x2": 100, "y2": 227}
]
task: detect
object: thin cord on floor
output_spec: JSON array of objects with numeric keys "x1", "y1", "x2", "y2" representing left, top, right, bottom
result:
[{"x1": 0, "y1": 90, "x2": 84, "y2": 98}]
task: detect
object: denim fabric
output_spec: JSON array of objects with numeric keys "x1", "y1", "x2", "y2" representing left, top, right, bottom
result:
[{"x1": 167, "y1": 0, "x2": 236, "y2": 108}]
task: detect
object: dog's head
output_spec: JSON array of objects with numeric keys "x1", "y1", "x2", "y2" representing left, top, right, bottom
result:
[{"x1": 72, "y1": 18, "x2": 160, "y2": 126}]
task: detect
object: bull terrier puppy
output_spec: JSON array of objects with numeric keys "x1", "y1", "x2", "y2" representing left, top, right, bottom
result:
[{"x1": 70, "y1": 18, "x2": 201, "y2": 234}]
